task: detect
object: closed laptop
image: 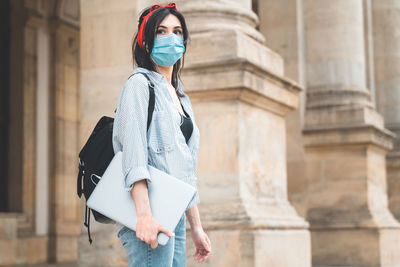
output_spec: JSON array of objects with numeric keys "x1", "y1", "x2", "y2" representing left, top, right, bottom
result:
[{"x1": 87, "y1": 151, "x2": 197, "y2": 245}]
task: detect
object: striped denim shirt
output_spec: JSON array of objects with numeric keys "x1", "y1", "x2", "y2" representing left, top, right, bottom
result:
[{"x1": 112, "y1": 67, "x2": 201, "y2": 233}]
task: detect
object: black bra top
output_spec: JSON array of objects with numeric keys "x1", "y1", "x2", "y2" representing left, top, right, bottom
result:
[{"x1": 179, "y1": 104, "x2": 193, "y2": 143}]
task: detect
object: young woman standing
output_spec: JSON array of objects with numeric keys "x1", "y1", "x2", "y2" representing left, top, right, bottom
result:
[{"x1": 112, "y1": 3, "x2": 212, "y2": 266}]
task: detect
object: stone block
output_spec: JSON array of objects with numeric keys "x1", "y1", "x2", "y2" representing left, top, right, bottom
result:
[
  {"x1": 0, "y1": 238, "x2": 18, "y2": 265},
  {"x1": 16, "y1": 236, "x2": 48, "y2": 265},
  {"x1": 0, "y1": 216, "x2": 18, "y2": 239},
  {"x1": 311, "y1": 228, "x2": 400, "y2": 267},
  {"x1": 186, "y1": 30, "x2": 284, "y2": 77},
  {"x1": 80, "y1": 10, "x2": 136, "y2": 70},
  {"x1": 186, "y1": 228, "x2": 311, "y2": 267},
  {"x1": 78, "y1": 227, "x2": 127, "y2": 267}
]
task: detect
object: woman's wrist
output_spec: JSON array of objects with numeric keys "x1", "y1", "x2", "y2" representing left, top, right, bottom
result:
[
  {"x1": 131, "y1": 180, "x2": 152, "y2": 217},
  {"x1": 190, "y1": 225, "x2": 204, "y2": 233},
  {"x1": 137, "y1": 213, "x2": 152, "y2": 219}
]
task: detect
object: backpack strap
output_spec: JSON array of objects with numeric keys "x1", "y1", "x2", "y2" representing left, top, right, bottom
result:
[
  {"x1": 114, "y1": 72, "x2": 155, "y2": 131},
  {"x1": 84, "y1": 204, "x2": 93, "y2": 244},
  {"x1": 80, "y1": 73, "x2": 156, "y2": 245}
]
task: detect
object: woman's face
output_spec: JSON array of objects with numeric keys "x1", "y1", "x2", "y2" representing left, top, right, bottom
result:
[{"x1": 155, "y1": 14, "x2": 183, "y2": 38}]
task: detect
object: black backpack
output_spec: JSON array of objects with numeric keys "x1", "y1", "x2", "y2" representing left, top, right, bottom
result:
[{"x1": 77, "y1": 72, "x2": 155, "y2": 244}]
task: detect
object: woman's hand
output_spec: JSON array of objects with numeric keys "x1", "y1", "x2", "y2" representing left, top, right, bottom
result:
[
  {"x1": 136, "y1": 215, "x2": 175, "y2": 249},
  {"x1": 190, "y1": 227, "x2": 212, "y2": 263}
]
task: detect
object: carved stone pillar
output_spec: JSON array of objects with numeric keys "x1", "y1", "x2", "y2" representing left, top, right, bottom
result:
[
  {"x1": 48, "y1": 21, "x2": 81, "y2": 263},
  {"x1": 256, "y1": 0, "x2": 309, "y2": 219},
  {"x1": 303, "y1": 0, "x2": 400, "y2": 266},
  {"x1": 78, "y1": 1, "x2": 137, "y2": 267},
  {"x1": 372, "y1": 0, "x2": 400, "y2": 222},
  {"x1": 137, "y1": 1, "x2": 311, "y2": 266}
]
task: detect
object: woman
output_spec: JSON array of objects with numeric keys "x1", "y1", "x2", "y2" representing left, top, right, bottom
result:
[{"x1": 112, "y1": 3, "x2": 212, "y2": 266}]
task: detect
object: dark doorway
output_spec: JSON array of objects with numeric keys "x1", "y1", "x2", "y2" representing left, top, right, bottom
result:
[{"x1": 0, "y1": 0, "x2": 10, "y2": 212}]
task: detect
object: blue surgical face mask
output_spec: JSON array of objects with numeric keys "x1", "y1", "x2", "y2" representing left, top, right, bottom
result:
[{"x1": 151, "y1": 33, "x2": 185, "y2": 66}]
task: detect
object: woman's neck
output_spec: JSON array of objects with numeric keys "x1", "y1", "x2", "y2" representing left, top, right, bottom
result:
[{"x1": 155, "y1": 65, "x2": 173, "y2": 85}]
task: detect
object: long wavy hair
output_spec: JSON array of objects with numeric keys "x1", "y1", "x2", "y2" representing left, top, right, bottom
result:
[{"x1": 132, "y1": 6, "x2": 190, "y2": 98}]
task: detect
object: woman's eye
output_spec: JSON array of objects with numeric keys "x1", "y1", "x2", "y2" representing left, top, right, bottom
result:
[{"x1": 156, "y1": 29, "x2": 182, "y2": 35}]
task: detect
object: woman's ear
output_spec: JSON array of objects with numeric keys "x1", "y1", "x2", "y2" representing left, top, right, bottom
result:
[{"x1": 143, "y1": 41, "x2": 150, "y2": 53}]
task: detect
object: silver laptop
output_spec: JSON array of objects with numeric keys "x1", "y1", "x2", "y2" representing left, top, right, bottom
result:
[{"x1": 87, "y1": 151, "x2": 197, "y2": 245}]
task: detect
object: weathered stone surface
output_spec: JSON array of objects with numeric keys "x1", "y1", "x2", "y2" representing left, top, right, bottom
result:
[
  {"x1": 300, "y1": 1, "x2": 400, "y2": 266},
  {"x1": 186, "y1": 229, "x2": 310, "y2": 267},
  {"x1": 78, "y1": 1, "x2": 138, "y2": 266},
  {"x1": 3, "y1": 0, "x2": 400, "y2": 266},
  {"x1": 372, "y1": 0, "x2": 400, "y2": 223}
]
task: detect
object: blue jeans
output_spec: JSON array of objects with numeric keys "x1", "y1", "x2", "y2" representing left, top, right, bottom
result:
[{"x1": 118, "y1": 213, "x2": 187, "y2": 267}]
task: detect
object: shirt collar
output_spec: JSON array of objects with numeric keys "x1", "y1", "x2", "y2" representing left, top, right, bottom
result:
[
  {"x1": 134, "y1": 67, "x2": 185, "y2": 95},
  {"x1": 134, "y1": 67, "x2": 165, "y2": 82}
]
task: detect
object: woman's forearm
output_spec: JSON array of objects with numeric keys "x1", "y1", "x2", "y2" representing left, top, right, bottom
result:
[
  {"x1": 131, "y1": 180, "x2": 152, "y2": 217},
  {"x1": 132, "y1": 180, "x2": 202, "y2": 229},
  {"x1": 185, "y1": 205, "x2": 202, "y2": 230}
]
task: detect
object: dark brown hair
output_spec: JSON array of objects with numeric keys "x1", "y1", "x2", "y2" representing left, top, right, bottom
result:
[{"x1": 132, "y1": 6, "x2": 190, "y2": 97}]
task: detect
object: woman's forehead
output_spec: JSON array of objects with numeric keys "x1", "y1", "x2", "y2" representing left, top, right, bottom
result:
[{"x1": 159, "y1": 14, "x2": 181, "y2": 28}]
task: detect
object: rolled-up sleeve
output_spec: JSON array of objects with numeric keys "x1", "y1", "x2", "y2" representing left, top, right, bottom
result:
[
  {"x1": 185, "y1": 188, "x2": 200, "y2": 211},
  {"x1": 184, "y1": 175, "x2": 200, "y2": 211},
  {"x1": 113, "y1": 74, "x2": 151, "y2": 191}
]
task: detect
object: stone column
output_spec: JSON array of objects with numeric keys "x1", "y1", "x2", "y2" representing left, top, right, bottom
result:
[
  {"x1": 79, "y1": 1, "x2": 138, "y2": 267},
  {"x1": 137, "y1": 1, "x2": 311, "y2": 266},
  {"x1": 47, "y1": 20, "x2": 81, "y2": 263},
  {"x1": 303, "y1": 0, "x2": 400, "y2": 266},
  {"x1": 256, "y1": 0, "x2": 309, "y2": 218},
  {"x1": 372, "y1": 0, "x2": 400, "y2": 222}
]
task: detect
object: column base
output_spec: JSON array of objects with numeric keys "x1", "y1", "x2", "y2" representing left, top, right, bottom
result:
[
  {"x1": 312, "y1": 227, "x2": 400, "y2": 267},
  {"x1": 78, "y1": 224, "x2": 126, "y2": 267},
  {"x1": 200, "y1": 201, "x2": 309, "y2": 230},
  {"x1": 0, "y1": 213, "x2": 48, "y2": 265},
  {"x1": 388, "y1": 150, "x2": 400, "y2": 222},
  {"x1": 187, "y1": 228, "x2": 311, "y2": 267},
  {"x1": 304, "y1": 105, "x2": 400, "y2": 266},
  {"x1": 48, "y1": 235, "x2": 79, "y2": 263}
]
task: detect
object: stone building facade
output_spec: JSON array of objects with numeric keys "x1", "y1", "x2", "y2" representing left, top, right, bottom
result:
[{"x1": 0, "y1": 0, "x2": 399, "y2": 266}]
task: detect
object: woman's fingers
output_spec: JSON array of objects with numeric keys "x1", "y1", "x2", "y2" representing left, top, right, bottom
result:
[
  {"x1": 193, "y1": 249, "x2": 201, "y2": 261},
  {"x1": 194, "y1": 246, "x2": 211, "y2": 262},
  {"x1": 158, "y1": 224, "x2": 175, "y2": 237},
  {"x1": 206, "y1": 235, "x2": 211, "y2": 247},
  {"x1": 200, "y1": 249, "x2": 211, "y2": 261},
  {"x1": 195, "y1": 249, "x2": 210, "y2": 262},
  {"x1": 150, "y1": 238, "x2": 158, "y2": 249}
]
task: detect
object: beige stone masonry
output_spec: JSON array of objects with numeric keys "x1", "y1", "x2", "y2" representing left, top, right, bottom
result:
[
  {"x1": 372, "y1": 0, "x2": 400, "y2": 223},
  {"x1": 78, "y1": 1, "x2": 138, "y2": 266},
  {"x1": 303, "y1": 0, "x2": 400, "y2": 266}
]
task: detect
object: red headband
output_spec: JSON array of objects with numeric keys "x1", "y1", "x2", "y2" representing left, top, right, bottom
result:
[{"x1": 137, "y1": 3, "x2": 178, "y2": 49}]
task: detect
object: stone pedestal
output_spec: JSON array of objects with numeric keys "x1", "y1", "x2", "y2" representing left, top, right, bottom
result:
[
  {"x1": 0, "y1": 213, "x2": 47, "y2": 265},
  {"x1": 372, "y1": 0, "x2": 400, "y2": 222},
  {"x1": 303, "y1": 0, "x2": 400, "y2": 266}
]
